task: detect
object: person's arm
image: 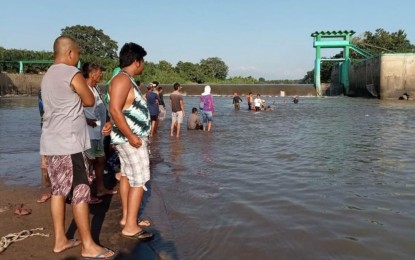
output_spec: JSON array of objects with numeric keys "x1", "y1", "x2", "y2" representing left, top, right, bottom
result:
[
  {"x1": 211, "y1": 95, "x2": 214, "y2": 113},
  {"x1": 71, "y1": 72, "x2": 94, "y2": 107},
  {"x1": 180, "y1": 98, "x2": 185, "y2": 117},
  {"x1": 109, "y1": 74, "x2": 142, "y2": 148}
]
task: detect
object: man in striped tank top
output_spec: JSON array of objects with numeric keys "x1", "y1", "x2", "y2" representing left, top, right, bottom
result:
[{"x1": 108, "y1": 42, "x2": 153, "y2": 241}]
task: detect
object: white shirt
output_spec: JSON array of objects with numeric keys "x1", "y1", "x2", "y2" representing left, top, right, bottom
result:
[{"x1": 84, "y1": 86, "x2": 106, "y2": 140}]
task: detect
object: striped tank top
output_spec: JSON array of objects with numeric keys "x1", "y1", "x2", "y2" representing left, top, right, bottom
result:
[{"x1": 110, "y1": 71, "x2": 150, "y2": 144}]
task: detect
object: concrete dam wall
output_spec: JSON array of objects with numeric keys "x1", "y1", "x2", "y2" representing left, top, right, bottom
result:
[
  {"x1": 331, "y1": 53, "x2": 415, "y2": 99},
  {"x1": 0, "y1": 73, "x2": 316, "y2": 97}
]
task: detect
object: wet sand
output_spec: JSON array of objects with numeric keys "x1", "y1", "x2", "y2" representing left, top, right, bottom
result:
[{"x1": 0, "y1": 177, "x2": 170, "y2": 260}]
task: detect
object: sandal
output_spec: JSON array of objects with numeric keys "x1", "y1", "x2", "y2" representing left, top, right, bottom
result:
[
  {"x1": 14, "y1": 204, "x2": 32, "y2": 216},
  {"x1": 37, "y1": 193, "x2": 52, "y2": 203},
  {"x1": 89, "y1": 197, "x2": 103, "y2": 205}
]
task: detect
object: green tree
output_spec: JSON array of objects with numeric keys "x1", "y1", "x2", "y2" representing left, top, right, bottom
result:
[
  {"x1": 175, "y1": 61, "x2": 205, "y2": 83},
  {"x1": 157, "y1": 60, "x2": 174, "y2": 73},
  {"x1": 353, "y1": 28, "x2": 415, "y2": 54},
  {"x1": 199, "y1": 57, "x2": 228, "y2": 80},
  {"x1": 61, "y1": 25, "x2": 118, "y2": 59}
]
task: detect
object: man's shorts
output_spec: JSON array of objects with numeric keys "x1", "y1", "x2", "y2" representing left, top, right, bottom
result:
[
  {"x1": 172, "y1": 111, "x2": 184, "y2": 124},
  {"x1": 116, "y1": 137, "x2": 150, "y2": 190},
  {"x1": 85, "y1": 139, "x2": 105, "y2": 160},
  {"x1": 202, "y1": 111, "x2": 213, "y2": 123},
  {"x1": 150, "y1": 115, "x2": 158, "y2": 122},
  {"x1": 46, "y1": 152, "x2": 90, "y2": 204}
]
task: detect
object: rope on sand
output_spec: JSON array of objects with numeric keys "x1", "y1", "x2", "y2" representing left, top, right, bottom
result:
[{"x1": 0, "y1": 227, "x2": 50, "y2": 253}]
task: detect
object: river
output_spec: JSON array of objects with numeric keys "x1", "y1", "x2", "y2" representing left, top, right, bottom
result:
[{"x1": 1, "y1": 96, "x2": 415, "y2": 259}]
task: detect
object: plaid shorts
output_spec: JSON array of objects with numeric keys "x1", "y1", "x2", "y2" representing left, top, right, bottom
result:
[{"x1": 116, "y1": 137, "x2": 150, "y2": 190}]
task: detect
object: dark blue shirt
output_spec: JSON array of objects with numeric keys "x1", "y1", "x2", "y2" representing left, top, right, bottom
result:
[{"x1": 146, "y1": 92, "x2": 160, "y2": 116}]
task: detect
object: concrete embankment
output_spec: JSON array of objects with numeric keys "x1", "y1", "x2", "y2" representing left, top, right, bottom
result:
[{"x1": 0, "y1": 73, "x2": 316, "y2": 97}]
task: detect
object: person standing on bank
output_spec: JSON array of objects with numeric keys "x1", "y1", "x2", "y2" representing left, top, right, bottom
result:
[
  {"x1": 200, "y1": 85, "x2": 215, "y2": 131},
  {"x1": 40, "y1": 36, "x2": 115, "y2": 259},
  {"x1": 170, "y1": 83, "x2": 185, "y2": 138},
  {"x1": 108, "y1": 42, "x2": 153, "y2": 241},
  {"x1": 81, "y1": 62, "x2": 117, "y2": 201}
]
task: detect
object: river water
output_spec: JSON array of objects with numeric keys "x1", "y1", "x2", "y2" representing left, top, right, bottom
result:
[{"x1": 1, "y1": 96, "x2": 415, "y2": 259}]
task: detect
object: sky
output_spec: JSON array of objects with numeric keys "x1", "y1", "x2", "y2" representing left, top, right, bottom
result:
[{"x1": 1, "y1": 0, "x2": 414, "y2": 80}]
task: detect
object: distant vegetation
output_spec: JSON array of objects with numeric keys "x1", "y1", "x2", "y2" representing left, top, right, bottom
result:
[{"x1": 1, "y1": 26, "x2": 413, "y2": 85}]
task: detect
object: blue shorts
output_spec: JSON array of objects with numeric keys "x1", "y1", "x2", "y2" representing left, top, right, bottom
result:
[{"x1": 202, "y1": 111, "x2": 213, "y2": 123}]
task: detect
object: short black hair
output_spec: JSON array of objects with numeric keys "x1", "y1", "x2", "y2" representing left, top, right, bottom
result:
[
  {"x1": 152, "y1": 81, "x2": 159, "y2": 87},
  {"x1": 192, "y1": 107, "x2": 198, "y2": 113},
  {"x1": 173, "y1": 83, "x2": 181, "y2": 90},
  {"x1": 81, "y1": 62, "x2": 104, "y2": 79},
  {"x1": 119, "y1": 42, "x2": 147, "y2": 68}
]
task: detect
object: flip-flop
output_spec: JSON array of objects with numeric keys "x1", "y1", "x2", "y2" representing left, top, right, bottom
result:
[
  {"x1": 53, "y1": 238, "x2": 81, "y2": 253},
  {"x1": 121, "y1": 230, "x2": 154, "y2": 241},
  {"x1": 89, "y1": 197, "x2": 103, "y2": 205},
  {"x1": 14, "y1": 204, "x2": 32, "y2": 216},
  {"x1": 82, "y1": 247, "x2": 116, "y2": 259},
  {"x1": 96, "y1": 190, "x2": 118, "y2": 197},
  {"x1": 37, "y1": 193, "x2": 52, "y2": 203}
]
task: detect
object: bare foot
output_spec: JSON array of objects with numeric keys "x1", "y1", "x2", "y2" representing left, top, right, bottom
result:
[
  {"x1": 81, "y1": 246, "x2": 116, "y2": 259},
  {"x1": 53, "y1": 238, "x2": 81, "y2": 253}
]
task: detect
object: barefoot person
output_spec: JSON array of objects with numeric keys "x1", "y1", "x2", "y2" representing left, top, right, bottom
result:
[
  {"x1": 169, "y1": 83, "x2": 185, "y2": 137},
  {"x1": 108, "y1": 42, "x2": 153, "y2": 241},
  {"x1": 40, "y1": 36, "x2": 115, "y2": 258}
]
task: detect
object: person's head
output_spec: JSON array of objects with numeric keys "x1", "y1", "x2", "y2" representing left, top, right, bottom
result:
[
  {"x1": 53, "y1": 35, "x2": 80, "y2": 66},
  {"x1": 173, "y1": 83, "x2": 181, "y2": 91},
  {"x1": 119, "y1": 42, "x2": 147, "y2": 75},
  {"x1": 249, "y1": 92, "x2": 252, "y2": 95},
  {"x1": 257, "y1": 94, "x2": 260, "y2": 97},
  {"x1": 204, "y1": 85, "x2": 211, "y2": 94},
  {"x1": 135, "y1": 80, "x2": 141, "y2": 87},
  {"x1": 157, "y1": 86, "x2": 163, "y2": 93},
  {"x1": 152, "y1": 81, "x2": 159, "y2": 87},
  {"x1": 192, "y1": 107, "x2": 198, "y2": 114},
  {"x1": 81, "y1": 62, "x2": 104, "y2": 84},
  {"x1": 234, "y1": 92, "x2": 237, "y2": 96},
  {"x1": 147, "y1": 83, "x2": 154, "y2": 91}
]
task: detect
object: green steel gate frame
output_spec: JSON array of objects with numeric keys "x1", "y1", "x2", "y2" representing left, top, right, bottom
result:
[{"x1": 311, "y1": 30, "x2": 372, "y2": 96}]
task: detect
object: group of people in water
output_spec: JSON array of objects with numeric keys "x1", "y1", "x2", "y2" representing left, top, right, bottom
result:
[
  {"x1": 37, "y1": 35, "x2": 221, "y2": 259},
  {"x1": 36, "y1": 34, "x2": 303, "y2": 259}
]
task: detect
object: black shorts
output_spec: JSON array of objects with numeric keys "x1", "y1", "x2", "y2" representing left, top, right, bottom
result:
[{"x1": 150, "y1": 115, "x2": 158, "y2": 121}]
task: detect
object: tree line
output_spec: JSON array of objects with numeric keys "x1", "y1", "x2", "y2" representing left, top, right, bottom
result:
[{"x1": 1, "y1": 26, "x2": 414, "y2": 85}]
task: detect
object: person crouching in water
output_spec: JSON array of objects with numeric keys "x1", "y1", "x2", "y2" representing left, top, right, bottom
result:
[{"x1": 187, "y1": 107, "x2": 203, "y2": 130}]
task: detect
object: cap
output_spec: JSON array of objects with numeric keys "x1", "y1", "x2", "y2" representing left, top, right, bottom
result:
[{"x1": 147, "y1": 83, "x2": 155, "y2": 89}]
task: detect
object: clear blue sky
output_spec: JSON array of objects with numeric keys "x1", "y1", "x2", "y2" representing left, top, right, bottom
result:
[{"x1": 1, "y1": 0, "x2": 414, "y2": 80}]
